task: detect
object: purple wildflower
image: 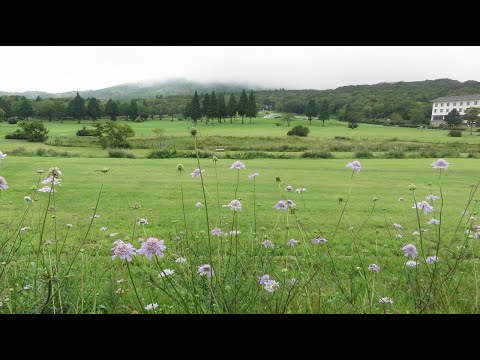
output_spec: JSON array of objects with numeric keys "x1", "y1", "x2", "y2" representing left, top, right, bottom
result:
[
  {"x1": 137, "y1": 237, "x2": 166, "y2": 260},
  {"x1": 248, "y1": 173, "x2": 259, "y2": 179},
  {"x1": 412, "y1": 231, "x2": 420, "y2": 236},
  {"x1": 273, "y1": 200, "x2": 288, "y2": 210},
  {"x1": 402, "y1": 244, "x2": 417, "y2": 258},
  {"x1": 406, "y1": 260, "x2": 419, "y2": 267},
  {"x1": 37, "y1": 186, "x2": 55, "y2": 193},
  {"x1": 312, "y1": 236, "x2": 327, "y2": 244},
  {"x1": 0, "y1": 176, "x2": 8, "y2": 190},
  {"x1": 259, "y1": 274, "x2": 270, "y2": 284},
  {"x1": 41, "y1": 177, "x2": 61, "y2": 186},
  {"x1": 287, "y1": 239, "x2": 299, "y2": 247},
  {"x1": 379, "y1": 297, "x2": 394, "y2": 304},
  {"x1": 412, "y1": 201, "x2": 434, "y2": 215},
  {"x1": 211, "y1": 228, "x2": 222, "y2": 236},
  {"x1": 263, "y1": 280, "x2": 280, "y2": 293},
  {"x1": 426, "y1": 256, "x2": 439, "y2": 264},
  {"x1": 159, "y1": 269, "x2": 175, "y2": 277},
  {"x1": 111, "y1": 240, "x2": 137, "y2": 262},
  {"x1": 295, "y1": 188, "x2": 306, "y2": 193},
  {"x1": 198, "y1": 264, "x2": 214, "y2": 278},
  {"x1": 285, "y1": 185, "x2": 293, "y2": 192},
  {"x1": 262, "y1": 240, "x2": 274, "y2": 248},
  {"x1": 428, "y1": 219, "x2": 440, "y2": 225},
  {"x1": 432, "y1": 159, "x2": 449, "y2": 170},
  {"x1": 368, "y1": 264, "x2": 381, "y2": 273},
  {"x1": 191, "y1": 168, "x2": 205, "y2": 178},
  {"x1": 230, "y1": 160, "x2": 246, "y2": 170},
  {"x1": 195, "y1": 202, "x2": 203, "y2": 207},
  {"x1": 227, "y1": 199, "x2": 242, "y2": 211},
  {"x1": 426, "y1": 195, "x2": 439, "y2": 201},
  {"x1": 0, "y1": 151, "x2": 7, "y2": 160},
  {"x1": 144, "y1": 303, "x2": 158, "y2": 311},
  {"x1": 175, "y1": 257, "x2": 187, "y2": 263},
  {"x1": 346, "y1": 160, "x2": 361, "y2": 173},
  {"x1": 393, "y1": 223, "x2": 403, "y2": 229}
]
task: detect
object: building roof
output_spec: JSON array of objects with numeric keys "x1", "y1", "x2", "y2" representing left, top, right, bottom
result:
[{"x1": 431, "y1": 94, "x2": 480, "y2": 102}]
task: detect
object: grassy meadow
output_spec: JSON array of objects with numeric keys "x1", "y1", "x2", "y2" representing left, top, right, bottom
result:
[{"x1": 1, "y1": 116, "x2": 480, "y2": 314}]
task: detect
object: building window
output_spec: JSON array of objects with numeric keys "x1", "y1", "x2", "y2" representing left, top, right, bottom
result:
[
  {"x1": 460, "y1": 102, "x2": 463, "y2": 105},
  {"x1": 441, "y1": 103, "x2": 444, "y2": 106},
  {"x1": 434, "y1": 109, "x2": 437, "y2": 113},
  {"x1": 453, "y1": 102, "x2": 456, "y2": 106},
  {"x1": 447, "y1": 103, "x2": 450, "y2": 106},
  {"x1": 435, "y1": 103, "x2": 438, "y2": 107},
  {"x1": 467, "y1": 101, "x2": 470, "y2": 105},
  {"x1": 440, "y1": 109, "x2": 443, "y2": 113},
  {"x1": 475, "y1": 101, "x2": 478, "y2": 105},
  {"x1": 460, "y1": 108, "x2": 463, "y2": 112}
]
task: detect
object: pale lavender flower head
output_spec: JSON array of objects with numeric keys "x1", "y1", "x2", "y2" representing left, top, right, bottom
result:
[
  {"x1": 412, "y1": 231, "x2": 420, "y2": 236},
  {"x1": 428, "y1": 219, "x2": 440, "y2": 225},
  {"x1": 144, "y1": 303, "x2": 158, "y2": 311},
  {"x1": 426, "y1": 195, "x2": 439, "y2": 201},
  {"x1": 368, "y1": 264, "x2": 381, "y2": 273},
  {"x1": 259, "y1": 274, "x2": 270, "y2": 285},
  {"x1": 274, "y1": 200, "x2": 288, "y2": 211},
  {"x1": 395, "y1": 234, "x2": 403, "y2": 238},
  {"x1": 393, "y1": 223, "x2": 403, "y2": 229},
  {"x1": 37, "y1": 186, "x2": 55, "y2": 193},
  {"x1": 312, "y1": 236, "x2": 327, "y2": 244},
  {"x1": 262, "y1": 240, "x2": 274, "y2": 248},
  {"x1": 426, "y1": 256, "x2": 439, "y2": 264},
  {"x1": 248, "y1": 173, "x2": 259, "y2": 179},
  {"x1": 406, "y1": 260, "x2": 419, "y2": 267},
  {"x1": 48, "y1": 167, "x2": 62, "y2": 179},
  {"x1": 263, "y1": 280, "x2": 280, "y2": 293},
  {"x1": 137, "y1": 237, "x2": 166, "y2": 260},
  {"x1": 412, "y1": 201, "x2": 434, "y2": 215},
  {"x1": 159, "y1": 269, "x2": 175, "y2": 277},
  {"x1": 287, "y1": 239, "x2": 299, "y2": 247},
  {"x1": 191, "y1": 168, "x2": 205, "y2": 178},
  {"x1": 402, "y1": 244, "x2": 417, "y2": 258},
  {"x1": 295, "y1": 188, "x2": 306, "y2": 193},
  {"x1": 137, "y1": 218, "x2": 148, "y2": 225},
  {"x1": 0, "y1": 176, "x2": 9, "y2": 190},
  {"x1": 211, "y1": 228, "x2": 222, "y2": 236},
  {"x1": 111, "y1": 240, "x2": 137, "y2": 262},
  {"x1": 175, "y1": 257, "x2": 187, "y2": 263},
  {"x1": 198, "y1": 264, "x2": 214, "y2": 278},
  {"x1": 346, "y1": 160, "x2": 361, "y2": 173},
  {"x1": 285, "y1": 185, "x2": 293, "y2": 192},
  {"x1": 195, "y1": 202, "x2": 203, "y2": 207},
  {"x1": 432, "y1": 159, "x2": 449, "y2": 170},
  {"x1": 41, "y1": 177, "x2": 62, "y2": 186},
  {"x1": 230, "y1": 160, "x2": 246, "y2": 170},
  {"x1": 100, "y1": 226, "x2": 108, "y2": 231},
  {"x1": 228, "y1": 199, "x2": 242, "y2": 211},
  {"x1": 0, "y1": 151, "x2": 7, "y2": 160},
  {"x1": 379, "y1": 297, "x2": 394, "y2": 304}
]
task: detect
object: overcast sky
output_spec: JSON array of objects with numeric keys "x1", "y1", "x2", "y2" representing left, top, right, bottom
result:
[{"x1": 0, "y1": 46, "x2": 479, "y2": 93}]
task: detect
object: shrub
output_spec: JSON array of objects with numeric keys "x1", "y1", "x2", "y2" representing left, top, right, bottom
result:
[
  {"x1": 467, "y1": 153, "x2": 478, "y2": 158},
  {"x1": 348, "y1": 122, "x2": 359, "y2": 129},
  {"x1": 108, "y1": 149, "x2": 136, "y2": 158},
  {"x1": 36, "y1": 148, "x2": 47, "y2": 156},
  {"x1": 287, "y1": 125, "x2": 310, "y2": 137},
  {"x1": 385, "y1": 149, "x2": 406, "y2": 159},
  {"x1": 15, "y1": 120, "x2": 49, "y2": 142},
  {"x1": 147, "y1": 149, "x2": 178, "y2": 159},
  {"x1": 5, "y1": 130, "x2": 28, "y2": 140},
  {"x1": 334, "y1": 136, "x2": 350, "y2": 140},
  {"x1": 76, "y1": 126, "x2": 98, "y2": 137},
  {"x1": 448, "y1": 130, "x2": 462, "y2": 137},
  {"x1": 301, "y1": 151, "x2": 334, "y2": 159},
  {"x1": 7, "y1": 118, "x2": 18, "y2": 124},
  {"x1": 355, "y1": 150, "x2": 374, "y2": 159}
]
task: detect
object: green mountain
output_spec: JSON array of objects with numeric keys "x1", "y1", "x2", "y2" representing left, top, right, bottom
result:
[{"x1": 0, "y1": 79, "x2": 262, "y2": 100}]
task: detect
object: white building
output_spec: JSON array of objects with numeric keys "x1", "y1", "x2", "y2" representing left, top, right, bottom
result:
[{"x1": 431, "y1": 94, "x2": 480, "y2": 126}]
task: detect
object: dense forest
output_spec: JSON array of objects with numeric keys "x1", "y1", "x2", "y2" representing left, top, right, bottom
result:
[{"x1": 1, "y1": 78, "x2": 479, "y2": 125}]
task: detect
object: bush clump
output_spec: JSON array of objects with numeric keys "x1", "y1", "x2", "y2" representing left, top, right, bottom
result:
[
  {"x1": 108, "y1": 149, "x2": 136, "y2": 158},
  {"x1": 301, "y1": 151, "x2": 334, "y2": 159},
  {"x1": 354, "y1": 150, "x2": 375, "y2": 159},
  {"x1": 287, "y1": 125, "x2": 310, "y2": 137},
  {"x1": 448, "y1": 129, "x2": 462, "y2": 137}
]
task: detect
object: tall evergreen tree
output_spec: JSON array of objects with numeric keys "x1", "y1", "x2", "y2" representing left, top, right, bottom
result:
[
  {"x1": 305, "y1": 99, "x2": 317, "y2": 124},
  {"x1": 68, "y1": 92, "x2": 86, "y2": 119},
  {"x1": 127, "y1": 100, "x2": 138, "y2": 120},
  {"x1": 87, "y1": 97, "x2": 101, "y2": 120},
  {"x1": 217, "y1": 93, "x2": 227, "y2": 122},
  {"x1": 190, "y1": 91, "x2": 202, "y2": 124},
  {"x1": 237, "y1": 89, "x2": 248, "y2": 124},
  {"x1": 202, "y1": 93, "x2": 211, "y2": 123},
  {"x1": 227, "y1": 93, "x2": 237, "y2": 124},
  {"x1": 208, "y1": 91, "x2": 218, "y2": 123},
  {"x1": 105, "y1": 99, "x2": 119, "y2": 120},
  {"x1": 247, "y1": 90, "x2": 257, "y2": 124},
  {"x1": 18, "y1": 99, "x2": 34, "y2": 119},
  {"x1": 35, "y1": 95, "x2": 42, "y2": 102},
  {"x1": 319, "y1": 99, "x2": 330, "y2": 126},
  {"x1": 0, "y1": 98, "x2": 12, "y2": 118}
]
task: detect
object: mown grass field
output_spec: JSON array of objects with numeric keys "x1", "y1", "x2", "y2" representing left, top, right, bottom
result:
[{"x1": 1, "y1": 116, "x2": 480, "y2": 314}]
